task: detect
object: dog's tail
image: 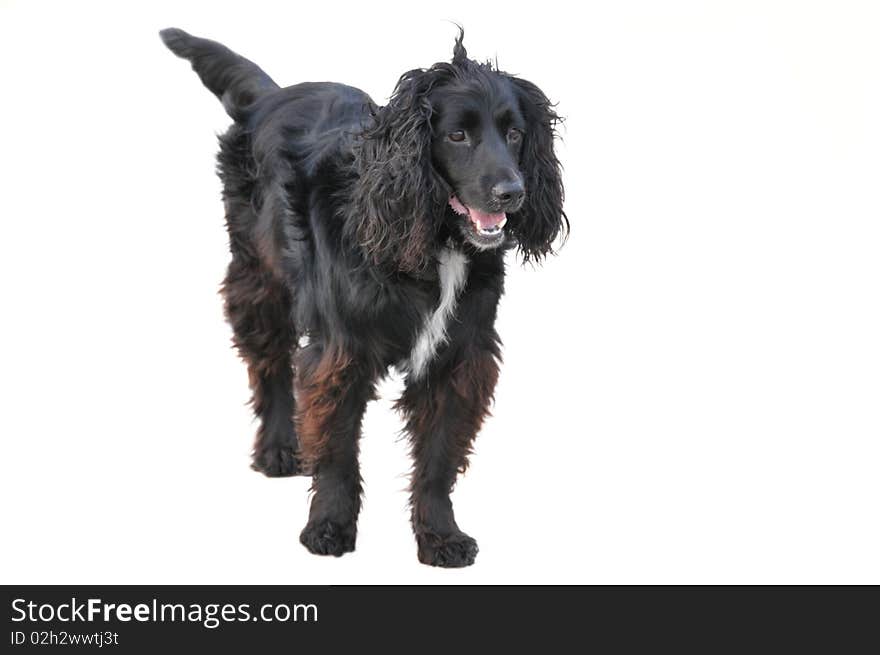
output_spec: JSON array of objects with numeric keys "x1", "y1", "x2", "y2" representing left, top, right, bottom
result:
[{"x1": 159, "y1": 27, "x2": 279, "y2": 120}]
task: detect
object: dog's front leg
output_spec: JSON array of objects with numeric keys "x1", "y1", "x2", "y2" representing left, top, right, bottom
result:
[
  {"x1": 397, "y1": 343, "x2": 500, "y2": 567},
  {"x1": 294, "y1": 343, "x2": 377, "y2": 557}
]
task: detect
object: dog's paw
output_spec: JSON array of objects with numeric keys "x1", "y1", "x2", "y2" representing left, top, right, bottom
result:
[
  {"x1": 300, "y1": 519, "x2": 356, "y2": 557},
  {"x1": 416, "y1": 530, "x2": 479, "y2": 568},
  {"x1": 251, "y1": 445, "x2": 305, "y2": 477}
]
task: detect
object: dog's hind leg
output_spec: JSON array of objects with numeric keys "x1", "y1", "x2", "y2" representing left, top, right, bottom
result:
[
  {"x1": 295, "y1": 343, "x2": 378, "y2": 556},
  {"x1": 223, "y1": 255, "x2": 304, "y2": 477}
]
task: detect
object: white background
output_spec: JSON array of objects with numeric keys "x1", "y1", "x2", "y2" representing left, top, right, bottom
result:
[{"x1": 1, "y1": 0, "x2": 878, "y2": 584}]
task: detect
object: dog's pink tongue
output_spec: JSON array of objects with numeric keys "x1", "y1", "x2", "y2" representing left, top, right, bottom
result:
[
  {"x1": 449, "y1": 196, "x2": 506, "y2": 229},
  {"x1": 468, "y1": 208, "x2": 506, "y2": 229}
]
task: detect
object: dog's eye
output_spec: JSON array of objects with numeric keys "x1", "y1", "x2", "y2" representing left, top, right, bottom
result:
[
  {"x1": 507, "y1": 128, "x2": 523, "y2": 143},
  {"x1": 448, "y1": 130, "x2": 467, "y2": 143}
]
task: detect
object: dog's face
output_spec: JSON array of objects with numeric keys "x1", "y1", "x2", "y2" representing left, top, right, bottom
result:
[
  {"x1": 353, "y1": 32, "x2": 566, "y2": 273},
  {"x1": 430, "y1": 79, "x2": 527, "y2": 250}
]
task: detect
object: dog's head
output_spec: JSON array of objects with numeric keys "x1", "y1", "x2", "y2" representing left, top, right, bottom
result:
[{"x1": 353, "y1": 30, "x2": 567, "y2": 273}]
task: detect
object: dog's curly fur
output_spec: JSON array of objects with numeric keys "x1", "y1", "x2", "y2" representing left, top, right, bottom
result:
[{"x1": 160, "y1": 27, "x2": 566, "y2": 567}]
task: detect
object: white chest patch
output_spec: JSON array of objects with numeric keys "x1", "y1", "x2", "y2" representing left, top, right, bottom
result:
[{"x1": 407, "y1": 248, "x2": 469, "y2": 380}]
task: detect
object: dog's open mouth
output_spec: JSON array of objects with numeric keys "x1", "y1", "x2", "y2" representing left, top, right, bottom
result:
[{"x1": 449, "y1": 195, "x2": 507, "y2": 246}]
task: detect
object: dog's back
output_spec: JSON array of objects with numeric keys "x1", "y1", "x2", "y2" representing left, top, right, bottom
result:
[
  {"x1": 161, "y1": 28, "x2": 376, "y2": 276},
  {"x1": 245, "y1": 83, "x2": 375, "y2": 179}
]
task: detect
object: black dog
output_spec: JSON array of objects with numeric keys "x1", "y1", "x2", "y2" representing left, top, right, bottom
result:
[{"x1": 160, "y1": 28, "x2": 566, "y2": 567}]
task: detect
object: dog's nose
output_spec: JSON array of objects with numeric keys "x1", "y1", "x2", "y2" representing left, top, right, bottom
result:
[{"x1": 491, "y1": 179, "x2": 525, "y2": 206}]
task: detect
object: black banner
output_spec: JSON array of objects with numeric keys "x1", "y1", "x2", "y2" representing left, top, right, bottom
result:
[{"x1": 1, "y1": 586, "x2": 875, "y2": 651}]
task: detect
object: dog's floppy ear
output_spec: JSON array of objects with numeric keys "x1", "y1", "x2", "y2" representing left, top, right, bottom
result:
[
  {"x1": 351, "y1": 68, "x2": 448, "y2": 274},
  {"x1": 509, "y1": 77, "x2": 568, "y2": 262}
]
